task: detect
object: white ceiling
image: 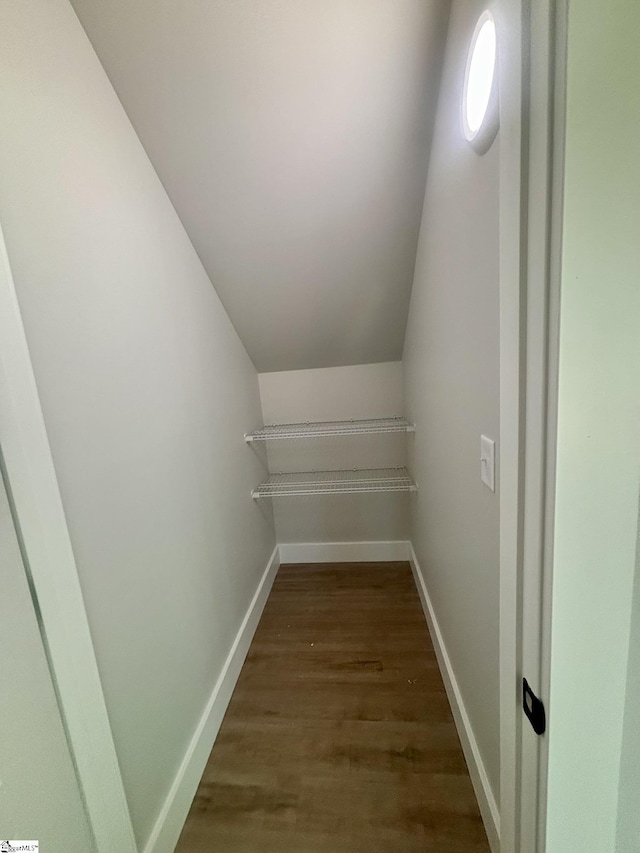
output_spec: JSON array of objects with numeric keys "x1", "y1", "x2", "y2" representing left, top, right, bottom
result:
[{"x1": 70, "y1": 0, "x2": 449, "y2": 372}]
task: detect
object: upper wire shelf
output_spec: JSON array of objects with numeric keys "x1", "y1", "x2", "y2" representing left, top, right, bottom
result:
[
  {"x1": 251, "y1": 466, "x2": 417, "y2": 499},
  {"x1": 245, "y1": 416, "x2": 415, "y2": 443}
]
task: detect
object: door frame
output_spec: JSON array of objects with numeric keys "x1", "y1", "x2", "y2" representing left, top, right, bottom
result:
[
  {"x1": 0, "y1": 224, "x2": 137, "y2": 852},
  {"x1": 498, "y1": 0, "x2": 567, "y2": 850}
]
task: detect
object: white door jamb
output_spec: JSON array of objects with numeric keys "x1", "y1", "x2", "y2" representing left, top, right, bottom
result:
[
  {"x1": 0, "y1": 223, "x2": 137, "y2": 852},
  {"x1": 498, "y1": 1, "x2": 567, "y2": 850},
  {"x1": 498, "y1": 0, "x2": 528, "y2": 848}
]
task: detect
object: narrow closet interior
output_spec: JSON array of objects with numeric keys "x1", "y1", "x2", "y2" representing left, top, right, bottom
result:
[{"x1": 0, "y1": 1, "x2": 501, "y2": 852}]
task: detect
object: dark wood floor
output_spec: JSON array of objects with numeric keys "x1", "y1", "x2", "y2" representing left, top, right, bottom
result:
[{"x1": 176, "y1": 562, "x2": 490, "y2": 852}]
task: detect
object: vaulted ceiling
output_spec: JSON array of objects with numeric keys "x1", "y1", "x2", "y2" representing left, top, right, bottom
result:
[{"x1": 70, "y1": 0, "x2": 449, "y2": 372}]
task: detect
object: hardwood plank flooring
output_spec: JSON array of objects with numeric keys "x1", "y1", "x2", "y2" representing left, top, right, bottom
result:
[{"x1": 176, "y1": 562, "x2": 490, "y2": 852}]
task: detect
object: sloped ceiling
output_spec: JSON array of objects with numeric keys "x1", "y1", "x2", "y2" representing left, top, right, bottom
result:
[{"x1": 70, "y1": 0, "x2": 449, "y2": 372}]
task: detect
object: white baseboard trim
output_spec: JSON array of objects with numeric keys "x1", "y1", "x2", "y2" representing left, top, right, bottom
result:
[
  {"x1": 408, "y1": 543, "x2": 501, "y2": 853},
  {"x1": 143, "y1": 545, "x2": 280, "y2": 853},
  {"x1": 279, "y1": 540, "x2": 411, "y2": 564}
]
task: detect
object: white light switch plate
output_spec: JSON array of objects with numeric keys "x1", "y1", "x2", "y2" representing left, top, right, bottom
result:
[{"x1": 480, "y1": 435, "x2": 495, "y2": 492}]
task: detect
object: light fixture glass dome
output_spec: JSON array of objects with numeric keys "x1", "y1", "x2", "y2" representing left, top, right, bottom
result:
[{"x1": 462, "y1": 10, "x2": 499, "y2": 154}]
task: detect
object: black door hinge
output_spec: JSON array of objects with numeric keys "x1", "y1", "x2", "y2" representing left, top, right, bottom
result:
[{"x1": 523, "y1": 678, "x2": 546, "y2": 735}]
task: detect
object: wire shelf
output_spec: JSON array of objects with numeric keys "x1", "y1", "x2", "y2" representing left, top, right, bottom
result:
[
  {"x1": 245, "y1": 416, "x2": 415, "y2": 442},
  {"x1": 251, "y1": 467, "x2": 417, "y2": 499}
]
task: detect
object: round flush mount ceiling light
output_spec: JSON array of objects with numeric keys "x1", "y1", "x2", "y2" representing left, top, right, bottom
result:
[{"x1": 462, "y1": 10, "x2": 499, "y2": 154}]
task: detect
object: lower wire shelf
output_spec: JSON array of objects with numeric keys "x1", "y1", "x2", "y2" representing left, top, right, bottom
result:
[{"x1": 251, "y1": 466, "x2": 417, "y2": 499}]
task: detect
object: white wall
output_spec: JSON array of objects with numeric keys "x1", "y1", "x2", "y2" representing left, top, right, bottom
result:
[
  {"x1": 0, "y1": 1, "x2": 275, "y2": 847},
  {"x1": 258, "y1": 362, "x2": 410, "y2": 545},
  {"x1": 545, "y1": 1, "x2": 640, "y2": 849},
  {"x1": 402, "y1": 0, "x2": 500, "y2": 806}
]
